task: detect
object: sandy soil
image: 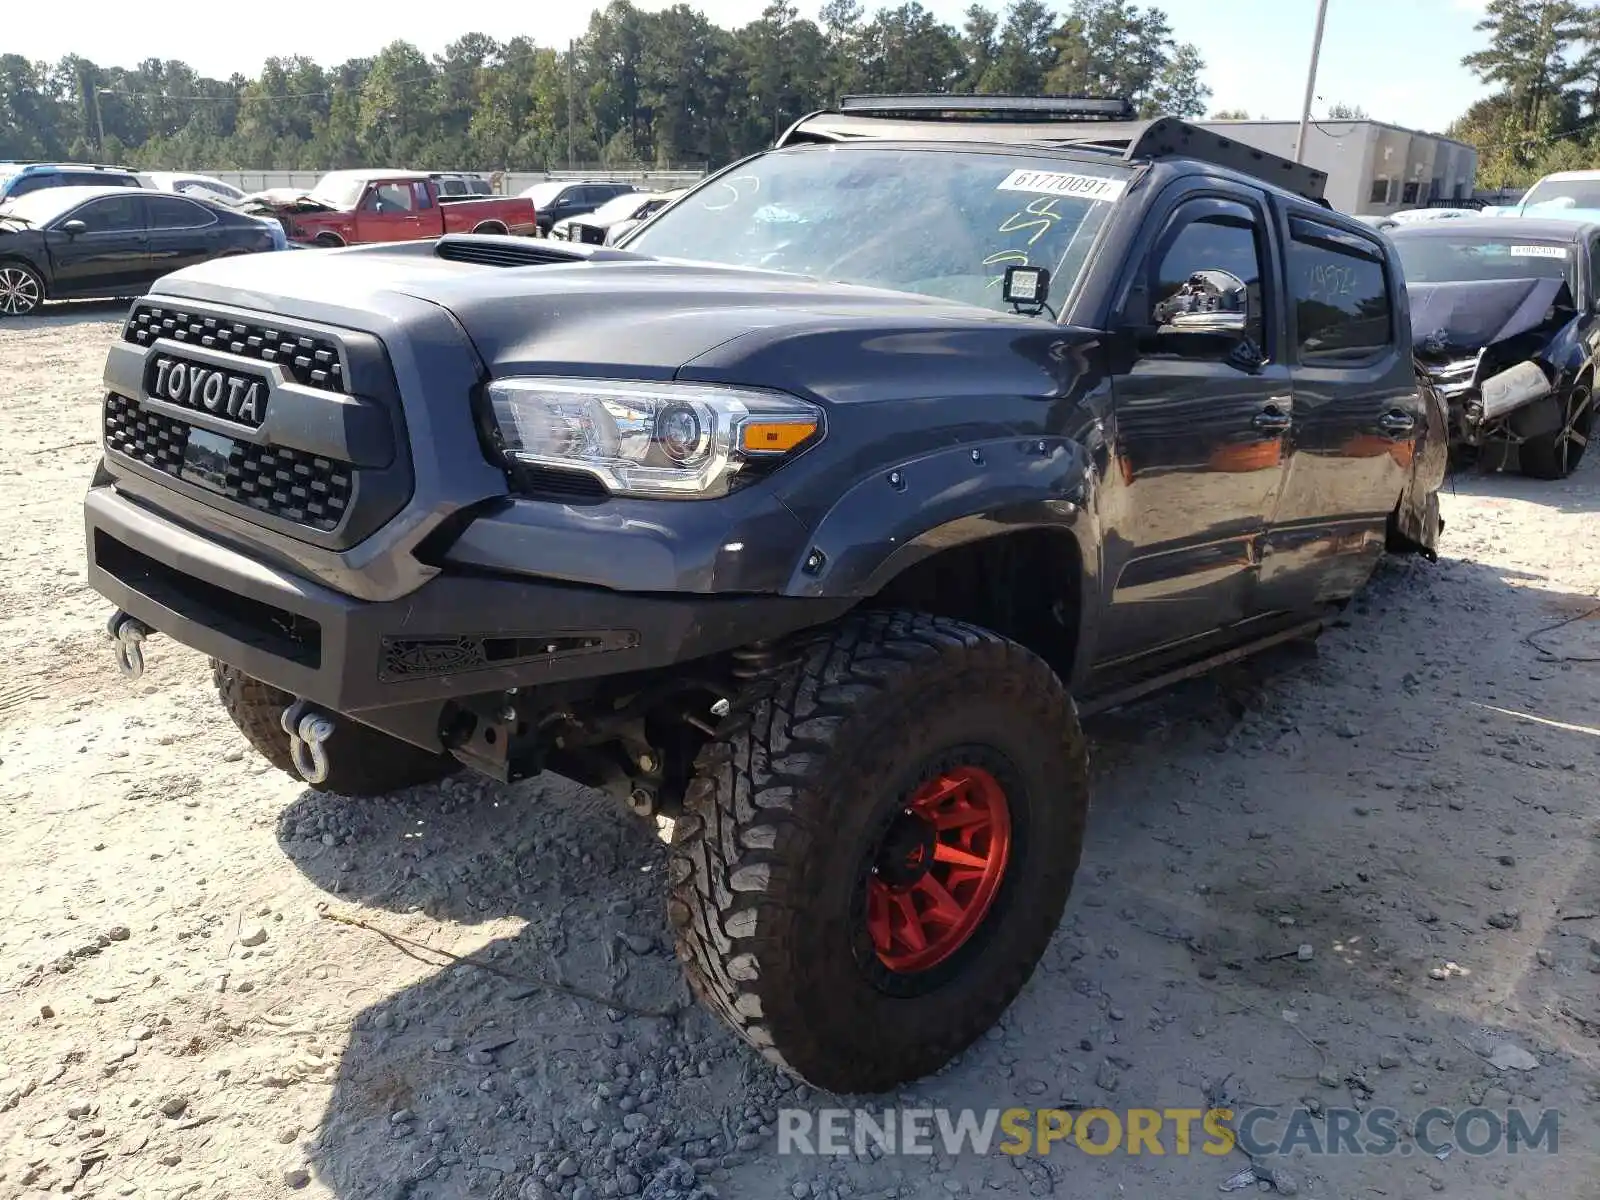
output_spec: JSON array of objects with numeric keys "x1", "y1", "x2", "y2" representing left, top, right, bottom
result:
[{"x1": 2, "y1": 305, "x2": 1599, "y2": 1200}]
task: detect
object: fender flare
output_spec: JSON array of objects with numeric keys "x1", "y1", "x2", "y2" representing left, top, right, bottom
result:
[{"x1": 782, "y1": 434, "x2": 1098, "y2": 599}]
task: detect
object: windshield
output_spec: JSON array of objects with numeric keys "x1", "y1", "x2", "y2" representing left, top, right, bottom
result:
[
  {"x1": 1394, "y1": 235, "x2": 1575, "y2": 286},
  {"x1": 0, "y1": 189, "x2": 77, "y2": 224},
  {"x1": 625, "y1": 146, "x2": 1127, "y2": 314},
  {"x1": 1521, "y1": 177, "x2": 1600, "y2": 210},
  {"x1": 309, "y1": 173, "x2": 368, "y2": 209}
]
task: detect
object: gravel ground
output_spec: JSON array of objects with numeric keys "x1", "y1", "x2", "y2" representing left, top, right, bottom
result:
[{"x1": 3, "y1": 305, "x2": 1600, "y2": 1200}]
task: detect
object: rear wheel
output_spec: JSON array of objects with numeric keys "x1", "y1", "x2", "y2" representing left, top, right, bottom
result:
[
  {"x1": 312, "y1": 233, "x2": 345, "y2": 248},
  {"x1": 667, "y1": 612, "x2": 1089, "y2": 1093},
  {"x1": 1520, "y1": 377, "x2": 1593, "y2": 479},
  {"x1": 0, "y1": 261, "x2": 44, "y2": 316},
  {"x1": 212, "y1": 662, "x2": 459, "y2": 796}
]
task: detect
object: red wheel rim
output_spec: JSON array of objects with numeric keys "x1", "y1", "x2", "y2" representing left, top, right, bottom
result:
[{"x1": 865, "y1": 764, "x2": 1012, "y2": 973}]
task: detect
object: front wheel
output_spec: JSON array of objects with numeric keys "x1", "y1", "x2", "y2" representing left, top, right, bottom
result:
[
  {"x1": 1519, "y1": 377, "x2": 1594, "y2": 479},
  {"x1": 667, "y1": 612, "x2": 1089, "y2": 1093},
  {"x1": 0, "y1": 261, "x2": 44, "y2": 316}
]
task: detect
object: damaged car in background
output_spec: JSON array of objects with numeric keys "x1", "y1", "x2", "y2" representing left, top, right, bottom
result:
[{"x1": 1390, "y1": 217, "x2": 1598, "y2": 478}]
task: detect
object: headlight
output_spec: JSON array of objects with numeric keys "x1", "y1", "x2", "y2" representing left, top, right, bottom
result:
[{"x1": 486, "y1": 377, "x2": 823, "y2": 498}]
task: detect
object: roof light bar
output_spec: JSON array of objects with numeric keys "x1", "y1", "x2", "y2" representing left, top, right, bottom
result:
[{"x1": 837, "y1": 94, "x2": 1136, "y2": 122}]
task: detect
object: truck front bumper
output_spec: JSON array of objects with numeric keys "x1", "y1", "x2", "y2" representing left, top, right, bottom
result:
[{"x1": 87, "y1": 484, "x2": 848, "y2": 749}]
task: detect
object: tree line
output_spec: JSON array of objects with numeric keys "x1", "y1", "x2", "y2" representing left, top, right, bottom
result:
[
  {"x1": 0, "y1": 0, "x2": 1209, "y2": 173},
  {"x1": 1453, "y1": 0, "x2": 1600, "y2": 188}
]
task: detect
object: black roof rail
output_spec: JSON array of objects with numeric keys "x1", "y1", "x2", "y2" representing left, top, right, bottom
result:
[
  {"x1": 838, "y1": 94, "x2": 1136, "y2": 122},
  {"x1": 778, "y1": 101, "x2": 1329, "y2": 203}
]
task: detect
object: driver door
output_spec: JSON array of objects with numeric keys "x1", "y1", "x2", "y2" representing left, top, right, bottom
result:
[
  {"x1": 1094, "y1": 186, "x2": 1295, "y2": 666},
  {"x1": 354, "y1": 181, "x2": 427, "y2": 242},
  {"x1": 44, "y1": 193, "x2": 151, "y2": 295}
]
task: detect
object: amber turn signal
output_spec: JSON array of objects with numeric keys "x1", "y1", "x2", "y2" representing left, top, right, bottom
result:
[{"x1": 740, "y1": 421, "x2": 817, "y2": 454}]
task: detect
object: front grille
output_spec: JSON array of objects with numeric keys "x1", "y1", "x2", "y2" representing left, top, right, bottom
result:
[
  {"x1": 104, "y1": 393, "x2": 187, "y2": 474},
  {"x1": 105, "y1": 393, "x2": 354, "y2": 531},
  {"x1": 1418, "y1": 355, "x2": 1478, "y2": 398},
  {"x1": 124, "y1": 305, "x2": 346, "y2": 393}
]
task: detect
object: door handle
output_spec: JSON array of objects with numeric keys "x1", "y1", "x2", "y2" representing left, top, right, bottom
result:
[
  {"x1": 1377, "y1": 409, "x2": 1416, "y2": 436},
  {"x1": 1252, "y1": 404, "x2": 1292, "y2": 433}
]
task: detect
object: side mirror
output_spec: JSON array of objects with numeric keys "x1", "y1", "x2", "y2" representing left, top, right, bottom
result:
[
  {"x1": 60, "y1": 219, "x2": 87, "y2": 237},
  {"x1": 1154, "y1": 269, "x2": 1250, "y2": 334},
  {"x1": 1147, "y1": 268, "x2": 1262, "y2": 371}
]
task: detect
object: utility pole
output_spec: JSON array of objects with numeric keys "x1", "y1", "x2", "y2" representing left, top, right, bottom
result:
[
  {"x1": 567, "y1": 40, "x2": 576, "y2": 172},
  {"x1": 1294, "y1": 0, "x2": 1330, "y2": 164},
  {"x1": 91, "y1": 87, "x2": 107, "y2": 159}
]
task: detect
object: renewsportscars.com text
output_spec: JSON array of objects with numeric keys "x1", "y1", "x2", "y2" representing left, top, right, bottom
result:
[{"x1": 777, "y1": 1106, "x2": 1561, "y2": 1158}]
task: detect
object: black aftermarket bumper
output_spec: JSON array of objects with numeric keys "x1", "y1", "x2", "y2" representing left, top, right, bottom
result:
[{"x1": 86, "y1": 485, "x2": 847, "y2": 750}]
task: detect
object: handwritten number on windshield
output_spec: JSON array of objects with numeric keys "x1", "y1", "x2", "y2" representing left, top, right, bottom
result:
[
  {"x1": 984, "y1": 197, "x2": 1064, "y2": 288},
  {"x1": 997, "y1": 196, "x2": 1063, "y2": 247},
  {"x1": 700, "y1": 174, "x2": 761, "y2": 213}
]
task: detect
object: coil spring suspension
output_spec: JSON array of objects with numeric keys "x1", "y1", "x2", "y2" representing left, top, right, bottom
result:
[{"x1": 730, "y1": 640, "x2": 783, "y2": 681}]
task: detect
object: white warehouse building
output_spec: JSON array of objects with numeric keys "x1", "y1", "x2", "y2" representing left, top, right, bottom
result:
[{"x1": 1196, "y1": 119, "x2": 1479, "y2": 216}]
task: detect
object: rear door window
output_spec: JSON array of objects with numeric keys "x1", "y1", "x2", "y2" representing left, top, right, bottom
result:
[
  {"x1": 1288, "y1": 217, "x2": 1393, "y2": 360},
  {"x1": 147, "y1": 195, "x2": 216, "y2": 229}
]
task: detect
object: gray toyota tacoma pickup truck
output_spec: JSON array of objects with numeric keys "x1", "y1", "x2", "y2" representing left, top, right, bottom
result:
[{"x1": 85, "y1": 96, "x2": 1445, "y2": 1093}]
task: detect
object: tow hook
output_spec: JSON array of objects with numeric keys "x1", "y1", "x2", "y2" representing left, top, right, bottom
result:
[
  {"x1": 106, "y1": 611, "x2": 153, "y2": 680},
  {"x1": 280, "y1": 699, "x2": 336, "y2": 786}
]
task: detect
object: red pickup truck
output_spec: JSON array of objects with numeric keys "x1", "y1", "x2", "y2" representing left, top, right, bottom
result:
[{"x1": 248, "y1": 170, "x2": 537, "y2": 247}]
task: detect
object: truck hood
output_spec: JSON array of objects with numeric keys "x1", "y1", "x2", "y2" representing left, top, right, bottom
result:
[
  {"x1": 154, "y1": 239, "x2": 1047, "y2": 382},
  {"x1": 1407, "y1": 277, "x2": 1573, "y2": 354}
]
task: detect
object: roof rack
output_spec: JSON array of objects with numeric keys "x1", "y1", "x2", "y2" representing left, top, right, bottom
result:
[
  {"x1": 778, "y1": 100, "x2": 1329, "y2": 203},
  {"x1": 838, "y1": 94, "x2": 1136, "y2": 121}
]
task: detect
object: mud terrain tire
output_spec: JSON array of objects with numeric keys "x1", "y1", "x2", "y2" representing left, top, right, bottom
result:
[
  {"x1": 668, "y1": 611, "x2": 1089, "y2": 1093},
  {"x1": 212, "y1": 662, "x2": 459, "y2": 796}
]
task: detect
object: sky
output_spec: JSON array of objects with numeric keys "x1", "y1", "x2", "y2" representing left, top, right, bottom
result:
[{"x1": 8, "y1": 0, "x2": 1492, "y2": 133}]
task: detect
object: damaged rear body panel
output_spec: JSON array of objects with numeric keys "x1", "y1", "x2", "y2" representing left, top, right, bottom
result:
[{"x1": 1391, "y1": 218, "x2": 1599, "y2": 477}]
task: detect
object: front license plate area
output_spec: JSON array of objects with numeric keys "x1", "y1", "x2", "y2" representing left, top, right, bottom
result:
[{"x1": 179, "y1": 426, "x2": 236, "y2": 494}]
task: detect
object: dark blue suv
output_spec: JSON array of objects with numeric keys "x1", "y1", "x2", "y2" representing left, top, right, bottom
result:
[{"x1": 0, "y1": 162, "x2": 143, "y2": 203}]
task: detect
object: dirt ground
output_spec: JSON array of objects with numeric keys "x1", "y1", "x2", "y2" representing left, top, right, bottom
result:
[{"x1": 3, "y1": 305, "x2": 1600, "y2": 1200}]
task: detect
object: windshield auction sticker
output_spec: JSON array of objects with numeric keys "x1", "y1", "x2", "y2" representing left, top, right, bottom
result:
[
  {"x1": 1509, "y1": 245, "x2": 1569, "y2": 258},
  {"x1": 997, "y1": 169, "x2": 1127, "y2": 203}
]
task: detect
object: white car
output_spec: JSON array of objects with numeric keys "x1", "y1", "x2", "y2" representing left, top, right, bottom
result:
[
  {"x1": 548, "y1": 189, "x2": 686, "y2": 245},
  {"x1": 141, "y1": 172, "x2": 248, "y2": 206},
  {"x1": 1483, "y1": 170, "x2": 1600, "y2": 222},
  {"x1": 1387, "y1": 207, "x2": 1477, "y2": 224}
]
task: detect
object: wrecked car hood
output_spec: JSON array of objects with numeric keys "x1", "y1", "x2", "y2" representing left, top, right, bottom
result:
[
  {"x1": 1408, "y1": 277, "x2": 1571, "y2": 352},
  {"x1": 240, "y1": 189, "x2": 337, "y2": 216}
]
